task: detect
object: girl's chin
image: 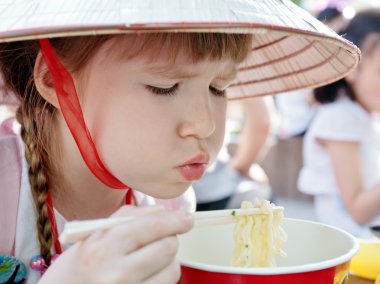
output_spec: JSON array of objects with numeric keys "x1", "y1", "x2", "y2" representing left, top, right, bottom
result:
[{"x1": 138, "y1": 183, "x2": 192, "y2": 200}]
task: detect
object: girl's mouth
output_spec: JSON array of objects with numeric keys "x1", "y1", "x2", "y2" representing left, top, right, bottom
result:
[{"x1": 177, "y1": 163, "x2": 207, "y2": 181}]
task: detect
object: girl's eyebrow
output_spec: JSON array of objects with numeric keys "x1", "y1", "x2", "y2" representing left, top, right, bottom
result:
[
  {"x1": 147, "y1": 65, "x2": 238, "y2": 81},
  {"x1": 149, "y1": 66, "x2": 198, "y2": 79}
]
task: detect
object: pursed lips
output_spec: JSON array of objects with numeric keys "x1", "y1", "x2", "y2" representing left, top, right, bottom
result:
[{"x1": 176, "y1": 153, "x2": 210, "y2": 181}]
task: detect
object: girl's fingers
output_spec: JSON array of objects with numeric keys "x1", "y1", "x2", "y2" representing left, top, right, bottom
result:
[
  {"x1": 81, "y1": 205, "x2": 167, "y2": 254},
  {"x1": 119, "y1": 236, "x2": 179, "y2": 282},
  {"x1": 110, "y1": 205, "x2": 165, "y2": 218},
  {"x1": 142, "y1": 258, "x2": 182, "y2": 284},
  {"x1": 106, "y1": 210, "x2": 193, "y2": 254},
  {"x1": 55, "y1": 208, "x2": 190, "y2": 284}
]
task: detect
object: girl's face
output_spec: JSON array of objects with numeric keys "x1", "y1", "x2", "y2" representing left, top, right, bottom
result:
[
  {"x1": 349, "y1": 42, "x2": 380, "y2": 112},
  {"x1": 76, "y1": 39, "x2": 237, "y2": 199}
]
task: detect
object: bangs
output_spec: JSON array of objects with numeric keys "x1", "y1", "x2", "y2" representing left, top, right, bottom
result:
[
  {"x1": 49, "y1": 33, "x2": 252, "y2": 75},
  {"x1": 111, "y1": 33, "x2": 252, "y2": 64}
]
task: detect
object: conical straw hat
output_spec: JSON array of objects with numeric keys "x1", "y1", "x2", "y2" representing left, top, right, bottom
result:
[{"x1": 0, "y1": 0, "x2": 359, "y2": 99}]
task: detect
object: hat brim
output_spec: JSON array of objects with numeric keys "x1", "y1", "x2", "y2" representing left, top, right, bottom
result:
[{"x1": 0, "y1": 0, "x2": 360, "y2": 98}]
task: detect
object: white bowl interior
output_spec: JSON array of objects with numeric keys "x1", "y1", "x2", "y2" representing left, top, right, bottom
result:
[{"x1": 178, "y1": 218, "x2": 358, "y2": 272}]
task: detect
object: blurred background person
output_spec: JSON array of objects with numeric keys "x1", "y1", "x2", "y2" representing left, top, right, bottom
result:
[
  {"x1": 275, "y1": 89, "x2": 315, "y2": 139},
  {"x1": 298, "y1": 9, "x2": 380, "y2": 238},
  {"x1": 275, "y1": 7, "x2": 344, "y2": 140},
  {"x1": 261, "y1": 4, "x2": 347, "y2": 212},
  {"x1": 316, "y1": 6, "x2": 345, "y2": 32}
]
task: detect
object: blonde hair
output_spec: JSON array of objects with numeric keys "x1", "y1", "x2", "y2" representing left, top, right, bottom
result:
[{"x1": 0, "y1": 33, "x2": 252, "y2": 263}]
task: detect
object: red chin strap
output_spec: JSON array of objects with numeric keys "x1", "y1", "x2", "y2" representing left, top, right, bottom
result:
[{"x1": 39, "y1": 38, "x2": 129, "y2": 190}]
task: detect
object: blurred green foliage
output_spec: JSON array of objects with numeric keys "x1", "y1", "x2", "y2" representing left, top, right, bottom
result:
[{"x1": 290, "y1": 0, "x2": 302, "y2": 6}]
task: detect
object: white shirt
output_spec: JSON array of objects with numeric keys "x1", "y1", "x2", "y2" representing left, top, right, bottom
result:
[
  {"x1": 298, "y1": 97, "x2": 380, "y2": 236},
  {"x1": 275, "y1": 89, "x2": 316, "y2": 138}
]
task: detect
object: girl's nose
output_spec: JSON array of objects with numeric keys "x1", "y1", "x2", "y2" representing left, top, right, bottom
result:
[{"x1": 177, "y1": 92, "x2": 216, "y2": 139}]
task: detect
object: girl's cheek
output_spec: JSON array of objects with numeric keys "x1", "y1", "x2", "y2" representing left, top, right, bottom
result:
[{"x1": 214, "y1": 111, "x2": 227, "y2": 152}]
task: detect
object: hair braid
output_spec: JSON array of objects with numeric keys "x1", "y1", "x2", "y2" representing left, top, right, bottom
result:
[
  {"x1": 0, "y1": 38, "x2": 110, "y2": 264},
  {"x1": 16, "y1": 107, "x2": 54, "y2": 264}
]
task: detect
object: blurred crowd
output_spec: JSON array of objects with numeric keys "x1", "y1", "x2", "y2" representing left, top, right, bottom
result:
[{"x1": 193, "y1": 3, "x2": 380, "y2": 240}]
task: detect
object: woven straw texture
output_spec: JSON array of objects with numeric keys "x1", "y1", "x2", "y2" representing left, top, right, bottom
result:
[{"x1": 0, "y1": 0, "x2": 360, "y2": 98}]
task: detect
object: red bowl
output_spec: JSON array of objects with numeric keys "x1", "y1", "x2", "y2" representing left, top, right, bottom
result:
[{"x1": 178, "y1": 218, "x2": 359, "y2": 284}]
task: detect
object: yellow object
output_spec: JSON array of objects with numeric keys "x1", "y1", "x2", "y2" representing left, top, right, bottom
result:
[{"x1": 350, "y1": 240, "x2": 380, "y2": 280}]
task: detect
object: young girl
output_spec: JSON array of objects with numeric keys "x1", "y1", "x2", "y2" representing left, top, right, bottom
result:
[
  {"x1": 298, "y1": 9, "x2": 380, "y2": 238},
  {"x1": 0, "y1": 1, "x2": 358, "y2": 283}
]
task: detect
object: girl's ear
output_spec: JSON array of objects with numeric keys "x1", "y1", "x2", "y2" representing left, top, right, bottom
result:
[{"x1": 34, "y1": 51, "x2": 60, "y2": 108}]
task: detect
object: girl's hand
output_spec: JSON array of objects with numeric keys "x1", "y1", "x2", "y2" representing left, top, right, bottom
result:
[{"x1": 39, "y1": 205, "x2": 193, "y2": 284}]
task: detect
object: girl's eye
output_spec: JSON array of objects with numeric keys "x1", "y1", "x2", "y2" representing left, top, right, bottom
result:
[
  {"x1": 146, "y1": 84, "x2": 178, "y2": 96},
  {"x1": 146, "y1": 84, "x2": 226, "y2": 97},
  {"x1": 210, "y1": 86, "x2": 226, "y2": 97}
]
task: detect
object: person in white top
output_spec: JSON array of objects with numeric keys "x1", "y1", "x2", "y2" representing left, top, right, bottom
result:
[
  {"x1": 298, "y1": 9, "x2": 380, "y2": 238},
  {"x1": 275, "y1": 7, "x2": 345, "y2": 139},
  {"x1": 275, "y1": 89, "x2": 315, "y2": 138}
]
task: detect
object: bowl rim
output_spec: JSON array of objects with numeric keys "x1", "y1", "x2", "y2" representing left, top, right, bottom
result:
[{"x1": 179, "y1": 218, "x2": 360, "y2": 275}]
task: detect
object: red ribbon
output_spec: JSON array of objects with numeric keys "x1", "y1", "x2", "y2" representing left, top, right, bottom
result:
[
  {"x1": 46, "y1": 191, "x2": 62, "y2": 254},
  {"x1": 39, "y1": 38, "x2": 129, "y2": 190}
]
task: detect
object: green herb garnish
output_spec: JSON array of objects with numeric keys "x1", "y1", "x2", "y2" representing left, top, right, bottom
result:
[{"x1": 231, "y1": 210, "x2": 236, "y2": 217}]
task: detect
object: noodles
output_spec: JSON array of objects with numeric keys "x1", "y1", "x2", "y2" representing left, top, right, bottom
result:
[{"x1": 231, "y1": 199, "x2": 287, "y2": 267}]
